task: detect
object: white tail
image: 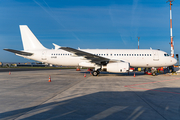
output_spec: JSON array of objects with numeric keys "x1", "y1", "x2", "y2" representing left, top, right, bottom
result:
[{"x1": 19, "y1": 25, "x2": 46, "y2": 51}]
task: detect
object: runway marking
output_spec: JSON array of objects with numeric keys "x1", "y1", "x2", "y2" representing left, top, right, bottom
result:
[
  {"x1": 124, "y1": 77, "x2": 180, "y2": 95},
  {"x1": 86, "y1": 106, "x2": 127, "y2": 120}
]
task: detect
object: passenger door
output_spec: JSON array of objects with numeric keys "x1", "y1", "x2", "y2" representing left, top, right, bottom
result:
[
  {"x1": 153, "y1": 51, "x2": 159, "y2": 61},
  {"x1": 41, "y1": 51, "x2": 47, "y2": 61}
]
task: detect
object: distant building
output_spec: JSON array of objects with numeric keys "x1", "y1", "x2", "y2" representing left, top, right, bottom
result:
[{"x1": 0, "y1": 62, "x2": 2, "y2": 66}]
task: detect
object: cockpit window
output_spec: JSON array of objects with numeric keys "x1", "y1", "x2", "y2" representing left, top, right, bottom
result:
[{"x1": 164, "y1": 53, "x2": 170, "y2": 56}]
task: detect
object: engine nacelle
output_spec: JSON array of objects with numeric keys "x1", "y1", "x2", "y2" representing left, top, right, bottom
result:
[{"x1": 102, "y1": 62, "x2": 130, "y2": 73}]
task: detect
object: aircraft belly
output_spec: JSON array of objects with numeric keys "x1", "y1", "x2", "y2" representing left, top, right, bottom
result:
[{"x1": 50, "y1": 57, "x2": 81, "y2": 66}]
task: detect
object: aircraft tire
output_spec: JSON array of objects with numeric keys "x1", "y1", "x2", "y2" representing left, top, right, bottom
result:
[{"x1": 92, "y1": 71, "x2": 98, "y2": 76}]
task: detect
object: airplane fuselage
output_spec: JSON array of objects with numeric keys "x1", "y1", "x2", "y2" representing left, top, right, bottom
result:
[{"x1": 22, "y1": 49, "x2": 176, "y2": 68}]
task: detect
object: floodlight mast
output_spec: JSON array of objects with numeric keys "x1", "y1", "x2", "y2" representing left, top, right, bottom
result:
[{"x1": 167, "y1": 0, "x2": 174, "y2": 57}]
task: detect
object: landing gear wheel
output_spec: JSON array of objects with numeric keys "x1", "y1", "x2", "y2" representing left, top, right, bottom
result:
[
  {"x1": 152, "y1": 72, "x2": 156, "y2": 76},
  {"x1": 92, "y1": 71, "x2": 99, "y2": 76}
]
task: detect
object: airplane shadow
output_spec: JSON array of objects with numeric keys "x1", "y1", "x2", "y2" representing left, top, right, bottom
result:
[{"x1": 1, "y1": 88, "x2": 180, "y2": 120}]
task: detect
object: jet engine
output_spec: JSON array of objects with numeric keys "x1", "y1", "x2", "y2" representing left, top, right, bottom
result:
[{"x1": 102, "y1": 62, "x2": 130, "y2": 73}]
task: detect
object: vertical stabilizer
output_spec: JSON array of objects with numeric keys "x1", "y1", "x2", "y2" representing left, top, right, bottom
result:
[{"x1": 19, "y1": 25, "x2": 46, "y2": 51}]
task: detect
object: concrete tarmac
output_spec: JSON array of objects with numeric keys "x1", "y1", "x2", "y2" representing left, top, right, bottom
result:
[{"x1": 0, "y1": 69, "x2": 180, "y2": 120}]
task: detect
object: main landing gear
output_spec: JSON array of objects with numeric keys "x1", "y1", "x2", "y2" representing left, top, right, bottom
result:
[{"x1": 92, "y1": 70, "x2": 100, "y2": 76}]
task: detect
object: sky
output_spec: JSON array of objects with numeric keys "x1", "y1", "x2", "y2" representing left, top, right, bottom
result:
[{"x1": 0, "y1": 0, "x2": 180, "y2": 62}]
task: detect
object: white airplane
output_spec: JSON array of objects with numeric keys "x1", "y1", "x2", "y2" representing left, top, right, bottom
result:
[{"x1": 4, "y1": 25, "x2": 177, "y2": 76}]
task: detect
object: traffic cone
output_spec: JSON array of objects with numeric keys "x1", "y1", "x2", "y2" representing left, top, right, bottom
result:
[
  {"x1": 48, "y1": 75, "x2": 51, "y2": 82},
  {"x1": 76, "y1": 67, "x2": 81, "y2": 71},
  {"x1": 134, "y1": 73, "x2": 135, "y2": 77},
  {"x1": 9, "y1": 71, "x2": 11, "y2": 75},
  {"x1": 84, "y1": 73, "x2": 86, "y2": 77}
]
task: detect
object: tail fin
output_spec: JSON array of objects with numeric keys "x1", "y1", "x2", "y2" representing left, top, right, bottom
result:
[{"x1": 19, "y1": 25, "x2": 46, "y2": 51}]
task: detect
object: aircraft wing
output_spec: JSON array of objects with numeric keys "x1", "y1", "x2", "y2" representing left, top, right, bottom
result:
[
  {"x1": 60, "y1": 47, "x2": 111, "y2": 65},
  {"x1": 3, "y1": 49, "x2": 33, "y2": 56}
]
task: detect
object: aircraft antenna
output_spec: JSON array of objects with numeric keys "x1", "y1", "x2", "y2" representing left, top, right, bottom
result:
[{"x1": 167, "y1": 0, "x2": 174, "y2": 57}]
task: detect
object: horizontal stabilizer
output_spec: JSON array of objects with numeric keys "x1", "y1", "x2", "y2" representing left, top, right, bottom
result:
[{"x1": 3, "y1": 49, "x2": 33, "y2": 56}]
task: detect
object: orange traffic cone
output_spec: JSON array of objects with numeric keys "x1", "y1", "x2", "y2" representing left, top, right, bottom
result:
[
  {"x1": 9, "y1": 71, "x2": 11, "y2": 75},
  {"x1": 84, "y1": 73, "x2": 86, "y2": 77},
  {"x1": 76, "y1": 67, "x2": 81, "y2": 71},
  {"x1": 134, "y1": 73, "x2": 135, "y2": 77},
  {"x1": 48, "y1": 75, "x2": 51, "y2": 82}
]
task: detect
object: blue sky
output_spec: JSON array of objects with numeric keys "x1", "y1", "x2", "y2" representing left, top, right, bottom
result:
[{"x1": 0, "y1": 0, "x2": 180, "y2": 62}]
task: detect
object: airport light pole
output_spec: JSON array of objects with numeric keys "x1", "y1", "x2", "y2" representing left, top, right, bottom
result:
[{"x1": 167, "y1": 0, "x2": 174, "y2": 57}]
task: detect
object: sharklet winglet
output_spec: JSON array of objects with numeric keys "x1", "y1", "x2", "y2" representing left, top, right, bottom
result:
[{"x1": 52, "y1": 43, "x2": 61, "y2": 50}]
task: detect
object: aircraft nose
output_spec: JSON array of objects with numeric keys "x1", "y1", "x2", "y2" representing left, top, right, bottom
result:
[{"x1": 172, "y1": 57, "x2": 177, "y2": 65}]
